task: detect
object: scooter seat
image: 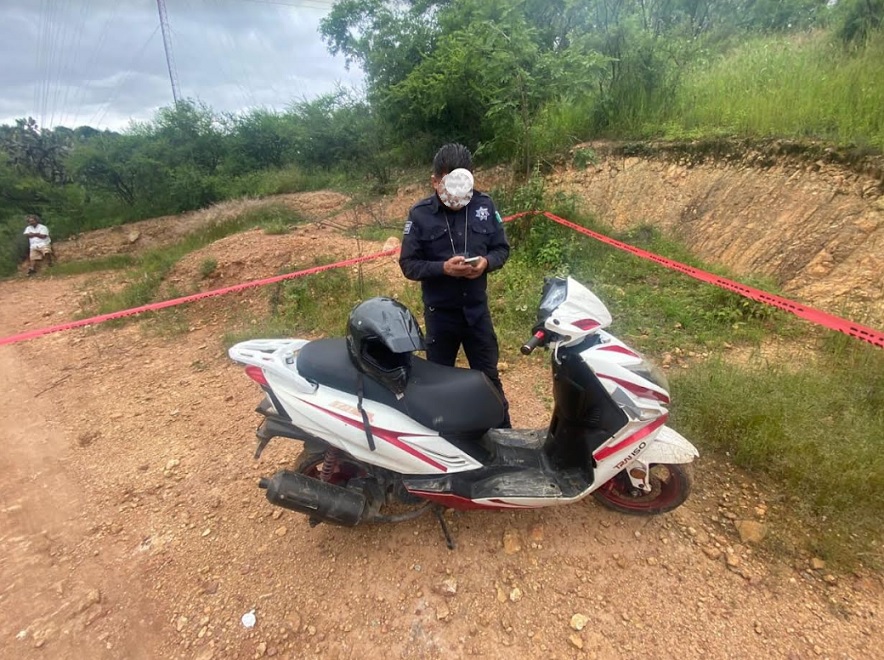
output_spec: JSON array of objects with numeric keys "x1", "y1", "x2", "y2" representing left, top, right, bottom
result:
[{"x1": 297, "y1": 338, "x2": 506, "y2": 434}]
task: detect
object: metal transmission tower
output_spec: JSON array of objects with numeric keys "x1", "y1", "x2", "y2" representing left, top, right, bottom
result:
[{"x1": 156, "y1": 0, "x2": 181, "y2": 105}]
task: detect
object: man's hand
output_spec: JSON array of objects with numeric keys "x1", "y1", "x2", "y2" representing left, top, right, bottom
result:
[
  {"x1": 443, "y1": 256, "x2": 488, "y2": 278},
  {"x1": 443, "y1": 255, "x2": 476, "y2": 278},
  {"x1": 462, "y1": 256, "x2": 487, "y2": 279}
]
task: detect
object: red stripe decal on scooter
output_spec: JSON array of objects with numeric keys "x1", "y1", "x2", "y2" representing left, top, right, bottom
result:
[
  {"x1": 488, "y1": 498, "x2": 536, "y2": 508},
  {"x1": 593, "y1": 416, "x2": 668, "y2": 461},
  {"x1": 597, "y1": 345, "x2": 640, "y2": 358},
  {"x1": 574, "y1": 319, "x2": 601, "y2": 331},
  {"x1": 301, "y1": 400, "x2": 448, "y2": 472},
  {"x1": 599, "y1": 374, "x2": 671, "y2": 404},
  {"x1": 404, "y1": 492, "x2": 511, "y2": 511}
]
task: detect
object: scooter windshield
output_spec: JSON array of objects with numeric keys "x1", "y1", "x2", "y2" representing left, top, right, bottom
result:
[
  {"x1": 535, "y1": 276, "x2": 613, "y2": 342},
  {"x1": 555, "y1": 278, "x2": 613, "y2": 330},
  {"x1": 537, "y1": 277, "x2": 568, "y2": 322}
]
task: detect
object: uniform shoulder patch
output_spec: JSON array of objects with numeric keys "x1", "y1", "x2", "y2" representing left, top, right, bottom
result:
[
  {"x1": 495, "y1": 211, "x2": 503, "y2": 224},
  {"x1": 403, "y1": 220, "x2": 413, "y2": 235}
]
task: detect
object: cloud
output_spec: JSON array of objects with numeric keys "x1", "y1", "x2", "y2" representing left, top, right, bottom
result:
[{"x1": 0, "y1": 0, "x2": 363, "y2": 131}]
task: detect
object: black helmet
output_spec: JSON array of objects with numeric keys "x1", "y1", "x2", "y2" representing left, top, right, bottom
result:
[{"x1": 346, "y1": 297, "x2": 425, "y2": 395}]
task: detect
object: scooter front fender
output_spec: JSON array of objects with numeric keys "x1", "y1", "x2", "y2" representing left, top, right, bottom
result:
[{"x1": 640, "y1": 425, "x2": 699, "y2": 465}]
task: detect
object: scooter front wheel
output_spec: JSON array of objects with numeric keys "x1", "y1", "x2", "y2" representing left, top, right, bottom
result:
[{"x1": 592, "y1": 463, "x2": 693, "y2": 515}]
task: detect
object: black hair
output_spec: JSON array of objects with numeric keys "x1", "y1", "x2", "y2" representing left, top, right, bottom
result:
[{"x1": 432, "y1": 143, "x2": 472, "y2": 176}]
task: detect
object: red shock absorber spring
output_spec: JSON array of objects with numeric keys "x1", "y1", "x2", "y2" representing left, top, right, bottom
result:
[{"x1": 319, "y1": 448, "x2": 340, "y2": 482}]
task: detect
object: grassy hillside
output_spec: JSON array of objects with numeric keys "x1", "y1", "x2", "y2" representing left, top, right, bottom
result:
[{"x1": 612, "y1": 30, "x2": 884, "y2": 150}]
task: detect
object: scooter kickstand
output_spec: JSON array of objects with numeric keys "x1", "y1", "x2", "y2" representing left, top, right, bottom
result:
[{"x1": 433, "y1": 506, "x2": 456, "y2": 550}]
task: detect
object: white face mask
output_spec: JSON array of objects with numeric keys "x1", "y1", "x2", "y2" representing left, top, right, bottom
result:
[{"x1": 437, "y1": 168, "x2": 474, "y2": 211}]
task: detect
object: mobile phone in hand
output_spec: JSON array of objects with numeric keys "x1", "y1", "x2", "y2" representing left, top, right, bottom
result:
[{"x1": 463, "y1": 256, "x2": 481, "y2": 266}]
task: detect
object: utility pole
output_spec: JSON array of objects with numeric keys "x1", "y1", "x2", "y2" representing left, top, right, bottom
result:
[{"x1": 156, "y1": 0, "x2": 181, "y2": 105}]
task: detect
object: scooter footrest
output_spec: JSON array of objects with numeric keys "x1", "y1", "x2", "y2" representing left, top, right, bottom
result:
[
  {"x1": 472, "y1": 469, "x2": 563, "y2": 499},
  {"x1": 485, "y1": 428, "x2": 545, "y2": 450}
]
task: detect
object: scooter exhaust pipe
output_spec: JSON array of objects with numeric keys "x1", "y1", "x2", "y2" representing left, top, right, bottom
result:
[{"x1": 258, "y1": 470, "x2": 368, "y2": 527}]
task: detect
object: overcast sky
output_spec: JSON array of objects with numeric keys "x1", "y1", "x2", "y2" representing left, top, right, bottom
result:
[{"x1": 0, "y1": 0, "x2": 364, "y2": 131}]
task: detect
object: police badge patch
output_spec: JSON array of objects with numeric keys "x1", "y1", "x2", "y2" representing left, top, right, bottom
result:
[
  {"x1": 475, "y1": 206, "x2": 490, "y2": 221},
  {"x1": 403, "y1": 220, "x2": 412, "y2": 235}
]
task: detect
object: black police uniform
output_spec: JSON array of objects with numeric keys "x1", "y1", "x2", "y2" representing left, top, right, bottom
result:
[{"x1": 399, "y1": 191, "x2": 511, "y2": 427}]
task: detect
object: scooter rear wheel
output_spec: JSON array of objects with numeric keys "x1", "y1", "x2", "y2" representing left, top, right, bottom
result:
[
  {"x1": 294, "y1": 451, "x2": 365, "y2": 485},
  {"x1": 592, "y1": 463, "x2": 693, "y2": 515}
]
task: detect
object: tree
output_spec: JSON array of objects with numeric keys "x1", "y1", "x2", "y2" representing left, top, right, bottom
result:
[
  {"x1": 0, "y1": 117, "x2": 69, "y2": 184},
  {"x1": 133, "y1": 100, "x2": 228, "y2": 174},
  {"x1": 286, "y1": 91, "x2": 375, "y2": 170},
  {"x1": 322, "y1": 1, "x2": 607, "y2": 165},
  {"x1": 67, "y1": 135, "x2": 140, "y2": 207},
  {"x1": 321, "y1": 0, "x2": 440, "y2": 93},
  {"x1": 835, "y1": 0, "x2": 884, "y2": 44},
  {"x1": 226, "y1": 109, "x2": 297, "y2": 174}
]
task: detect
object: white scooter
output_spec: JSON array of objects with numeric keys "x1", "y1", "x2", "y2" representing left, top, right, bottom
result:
[{"x1": 229, "y1": 277, "x2": 698, "y2": 547}]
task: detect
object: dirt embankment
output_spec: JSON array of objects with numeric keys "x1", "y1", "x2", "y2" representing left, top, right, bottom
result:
[
  {"x1": 51, "y1": 140, "x2": 883, "y2": 329},
  {"x1": 52, "y1": 192, "x2": 354, "y2": 262},
  {"x1": 550, "y1": 140, "x2": 884, "y2": 328}
]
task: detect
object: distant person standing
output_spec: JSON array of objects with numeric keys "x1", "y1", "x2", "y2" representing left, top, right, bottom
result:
[{"x1": 23, "y1": 214, "x2": 53, "y2": 275}]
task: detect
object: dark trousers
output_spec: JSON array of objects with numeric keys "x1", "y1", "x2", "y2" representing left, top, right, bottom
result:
[{"x1": 424, "y1": 306, "x2": 511, "y2": 428}]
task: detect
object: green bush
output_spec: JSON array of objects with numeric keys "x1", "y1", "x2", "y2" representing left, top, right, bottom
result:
[
  {"x1": 199, "y1": 258, "x2": 218, "y2": 279},
  {"x1": 572, "y1": 147, "x2": 599, "y2": 169}
]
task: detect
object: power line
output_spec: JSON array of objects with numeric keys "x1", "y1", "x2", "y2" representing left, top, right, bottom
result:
[
  {"x1": 69, "y1": 1, "x2": 126, "y2": 128},
  {"x1": 27, "y1": 0, "x2": 342, "y2": 129},
  {"x1": 43, "y1": 0, "x2": 78, "y2": 128},
  {"x1": 90, "y1": 25, "x2": 161, "y2": 129},
  {"x1": 56, "y1": 0, "x2": 91, "y2": 127},
  {"x1": 32, "y1": 0, "x2": 48, "y2": 125}
]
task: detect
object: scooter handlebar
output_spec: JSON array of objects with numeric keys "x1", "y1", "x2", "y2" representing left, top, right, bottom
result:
[{"x1": 520, "y1": 330, "x2": 546, "y2": 355}]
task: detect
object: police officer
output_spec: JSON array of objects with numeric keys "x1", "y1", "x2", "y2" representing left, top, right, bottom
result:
[{"x1": 399, "y1": 143, "x2": 512, "y2": 428}]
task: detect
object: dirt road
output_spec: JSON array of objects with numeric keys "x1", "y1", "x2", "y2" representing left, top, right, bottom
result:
[
  {"x1": 0, "y1": 276, "x2": 164, "y2": 658},
  {"x1": 1, "y1": 237, "x2": 882, "y2": 659}
]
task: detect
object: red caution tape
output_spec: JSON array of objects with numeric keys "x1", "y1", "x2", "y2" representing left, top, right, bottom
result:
[
  {"x1": 2, "y1": 211, "x2": 881, "y2": 349},
  {"x1": 0, "y1": 249, "x2": 397, "y2": 347},
  {"x1": 542, "y1": 211, "x2": 884, "y2": 349}
]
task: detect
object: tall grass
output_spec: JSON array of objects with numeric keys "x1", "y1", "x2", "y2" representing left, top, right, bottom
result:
[
  {"x1": 663, "y1": 30, "x2": 884, "y2": 148},
  {"x1": 527, "y1": 96, "x2": 600, "y2": 168},
  {"x1": 490, "y1": 178, "x2": 786, "y2": 355},
  {"x1": 51, "y1": 254, "x2": 136, "y2": 276},
  {"x1": 225, "y1": 260, "x2": 425, "y2": 344},
  {"x1": 671, "y1": 336, "x2": 884, "y2": 565},
  {"x1": 223, "y1": 165, "x2": 353, "y2": 198}
]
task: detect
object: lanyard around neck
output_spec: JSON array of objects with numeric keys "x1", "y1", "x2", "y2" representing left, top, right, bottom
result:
[{"x1": 443, "y1": 203, "x2": 468, "y2": 257}]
